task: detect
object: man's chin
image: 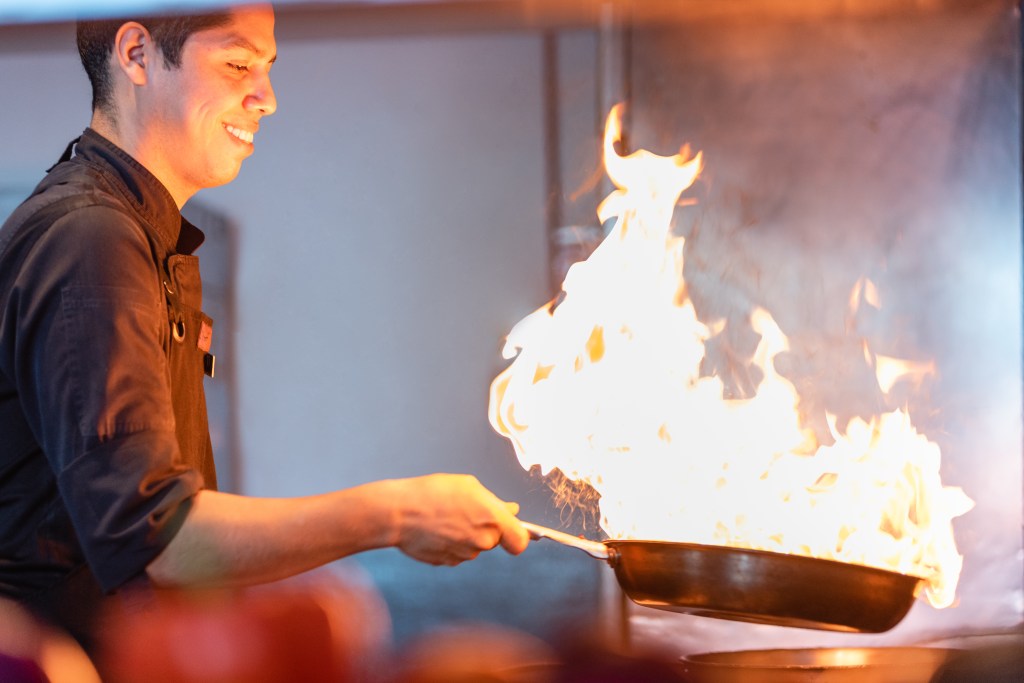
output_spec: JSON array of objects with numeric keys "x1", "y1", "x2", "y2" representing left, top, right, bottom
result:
[{"x1": 204, "y1": 165, "x2": 245, "y2": 191}]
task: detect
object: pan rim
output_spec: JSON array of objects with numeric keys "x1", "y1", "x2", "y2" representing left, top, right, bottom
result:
[{"x1": 603, "y1": 537, "x2": 926, "y2": 583}]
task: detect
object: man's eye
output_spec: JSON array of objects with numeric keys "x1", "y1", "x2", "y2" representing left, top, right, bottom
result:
[{"x1": 227, "y1": 63, "x2": 248, "y2": 73}]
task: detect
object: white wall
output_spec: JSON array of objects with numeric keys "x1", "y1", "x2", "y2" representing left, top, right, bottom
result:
[{"x1": 0, "y1": 42, "x2": 91, "y2": 176}]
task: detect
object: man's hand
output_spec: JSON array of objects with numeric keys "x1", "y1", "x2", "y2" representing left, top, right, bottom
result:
[{"x1": 388, "y1": 474, "x2": 530, "y2": 566}]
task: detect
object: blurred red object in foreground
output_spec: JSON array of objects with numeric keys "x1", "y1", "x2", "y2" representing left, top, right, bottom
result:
[{"x1": 96, "y1": 571, "x2": 391, "y2": 683}]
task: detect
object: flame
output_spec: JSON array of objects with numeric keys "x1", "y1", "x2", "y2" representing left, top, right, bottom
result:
[
  {"x1": 874, "y1": 355, "x2": 937, "y2": 395},
  {"x1": 489, "y1": 105, "x2": 973, "y2": 609},
  {"x1": 849, "y1": 276, "x2": 881, "y2": 314}
]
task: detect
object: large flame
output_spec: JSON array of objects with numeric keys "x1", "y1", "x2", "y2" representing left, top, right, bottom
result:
[{"x1": 489, "y1": 105, "x2": 973, "y2": 608}]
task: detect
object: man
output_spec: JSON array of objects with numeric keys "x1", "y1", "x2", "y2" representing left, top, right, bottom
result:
[{"x1": 0, "y1": 4, "x2": 528, "y2": 652}]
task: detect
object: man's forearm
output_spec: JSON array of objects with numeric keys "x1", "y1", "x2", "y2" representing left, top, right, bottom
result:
[{"x1": 145, "y1": 481, "x2": 401, "y2": 587}]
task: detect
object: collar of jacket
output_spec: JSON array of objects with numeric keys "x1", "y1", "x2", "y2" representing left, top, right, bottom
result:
[{"x1": 71, "y1": 128, "x2": 206, "y2": 256}]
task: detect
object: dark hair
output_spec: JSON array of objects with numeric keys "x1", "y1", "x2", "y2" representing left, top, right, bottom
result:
[{"x1": 76, "y1": 12, "x2": 232, "y2": 114}]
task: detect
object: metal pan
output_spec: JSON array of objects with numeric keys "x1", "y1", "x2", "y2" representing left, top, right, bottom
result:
[{"x1": 523, "y1": 522, "x2": 923, "y2": 633}]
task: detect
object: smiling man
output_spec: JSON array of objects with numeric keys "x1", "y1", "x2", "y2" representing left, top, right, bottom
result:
[
  {"x1": 82, "y1": 6, "x2": 277, "y2": 205},
  {"x1": 0, "y1": 3, "x2": 528, "y2": 655}
]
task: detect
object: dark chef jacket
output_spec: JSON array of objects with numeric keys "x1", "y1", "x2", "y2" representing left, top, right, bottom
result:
[{"x1": 0, "y1": 128, "x2": 216, "y2": 646}]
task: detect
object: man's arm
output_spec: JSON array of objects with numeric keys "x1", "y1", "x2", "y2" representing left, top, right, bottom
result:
[
  {"x1": 16, "y1": 205, "x2": 527, "y2": 590},
  {"x1": 146, "y1": 474, "x2": 529, "y2": 587}
]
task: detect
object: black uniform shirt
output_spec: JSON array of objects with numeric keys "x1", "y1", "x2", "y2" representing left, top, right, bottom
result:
[{"x1": 0, "y1": 129, "x2": 210, "y2": 617}]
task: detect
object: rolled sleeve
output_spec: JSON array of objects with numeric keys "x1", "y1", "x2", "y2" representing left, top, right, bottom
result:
[{"x1": 58, "y1": 434, "x2": 201, "y2": 592}]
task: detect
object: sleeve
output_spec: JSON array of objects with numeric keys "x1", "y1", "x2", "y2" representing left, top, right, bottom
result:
[{"x1": 12, "y1": 204, "x2": 202, "y2": 592}]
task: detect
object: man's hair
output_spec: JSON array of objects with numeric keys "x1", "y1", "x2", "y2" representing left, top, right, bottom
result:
[{"x1": 76, "y1": 13, "x2": 232, "y2": 114}]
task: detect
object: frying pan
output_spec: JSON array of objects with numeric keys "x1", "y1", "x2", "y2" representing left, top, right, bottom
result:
[{"x1": 523, "y1": 522, "x2": 923, "y2": 633}]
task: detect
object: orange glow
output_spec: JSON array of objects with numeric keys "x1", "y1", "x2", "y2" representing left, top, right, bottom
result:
[{"x1": 489, "y1": 105, "x2": 972, "y2": 609}]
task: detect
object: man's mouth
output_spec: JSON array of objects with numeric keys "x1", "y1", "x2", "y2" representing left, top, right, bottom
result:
[{"x1": 225, "y1": 124, "x2": 255, "y2": 144}]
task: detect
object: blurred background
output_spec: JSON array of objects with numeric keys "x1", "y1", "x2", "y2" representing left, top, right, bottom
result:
[{"x1": 0, "y1": 0, "x2": 1020, "y2": 674}]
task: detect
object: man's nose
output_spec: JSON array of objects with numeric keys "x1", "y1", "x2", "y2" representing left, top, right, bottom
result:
[{"x1": 245, "y1": 74, "x2": 277, "y2": 116}]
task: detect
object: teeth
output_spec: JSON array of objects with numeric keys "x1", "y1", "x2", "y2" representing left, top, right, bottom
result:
[{"x1": 225, "y1": 124, "x2": 254, "y2": 144}]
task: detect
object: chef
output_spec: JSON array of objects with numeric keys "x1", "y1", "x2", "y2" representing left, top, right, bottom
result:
[{"x1": 0, "y1": 3, "x2": 529, "y2": 655}]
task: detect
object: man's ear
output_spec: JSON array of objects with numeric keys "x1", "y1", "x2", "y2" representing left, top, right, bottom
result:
[{"x1": 113, "y1": 22, "x2": 153, "y2": 86}]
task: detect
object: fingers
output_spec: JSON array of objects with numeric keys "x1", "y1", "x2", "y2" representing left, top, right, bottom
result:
[
  {"x1": 477, "y1": 526, "x2": 501, "y2": 551},
  {"x1": 490, "y1": 505, "x2": 529, "y2": 556},
  {"x1": 424, "y1": 550, "x2": 478, "y2": 567},
  {"x1": 467, "y1": 482, "x2": 529, "y2": 556},
  {"x1": 497, "y1": 520, "x2": 529, "y2": 555},
  {"x1": 396, "y1": 474, "x2": 531, "y2": 565},
  {"x1": 471, "y1": 483, "x2": 529, "y2": 557}
]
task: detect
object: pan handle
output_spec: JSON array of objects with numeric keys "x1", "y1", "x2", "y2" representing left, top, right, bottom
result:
[{"x1": 521, "y1": 521, "x2": 609, "y2": 561}]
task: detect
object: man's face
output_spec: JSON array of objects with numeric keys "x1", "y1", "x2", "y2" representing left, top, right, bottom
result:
[{"x1": 138, "y1": 5, "x2": 277, "y2": 203}]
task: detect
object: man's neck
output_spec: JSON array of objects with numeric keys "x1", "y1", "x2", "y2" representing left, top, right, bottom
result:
[{"x1": 88, "y1": 111, "x2": 194, "y2": 209}]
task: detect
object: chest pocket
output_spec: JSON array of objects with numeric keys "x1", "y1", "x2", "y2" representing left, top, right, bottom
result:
[{"x1": 162, "y1": 254, "x2": 218, "y2": 490}]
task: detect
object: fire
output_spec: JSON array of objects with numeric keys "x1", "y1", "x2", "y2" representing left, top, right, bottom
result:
[{"x1": 489, "y1": 105, "x2": 973, "y2": 609}]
